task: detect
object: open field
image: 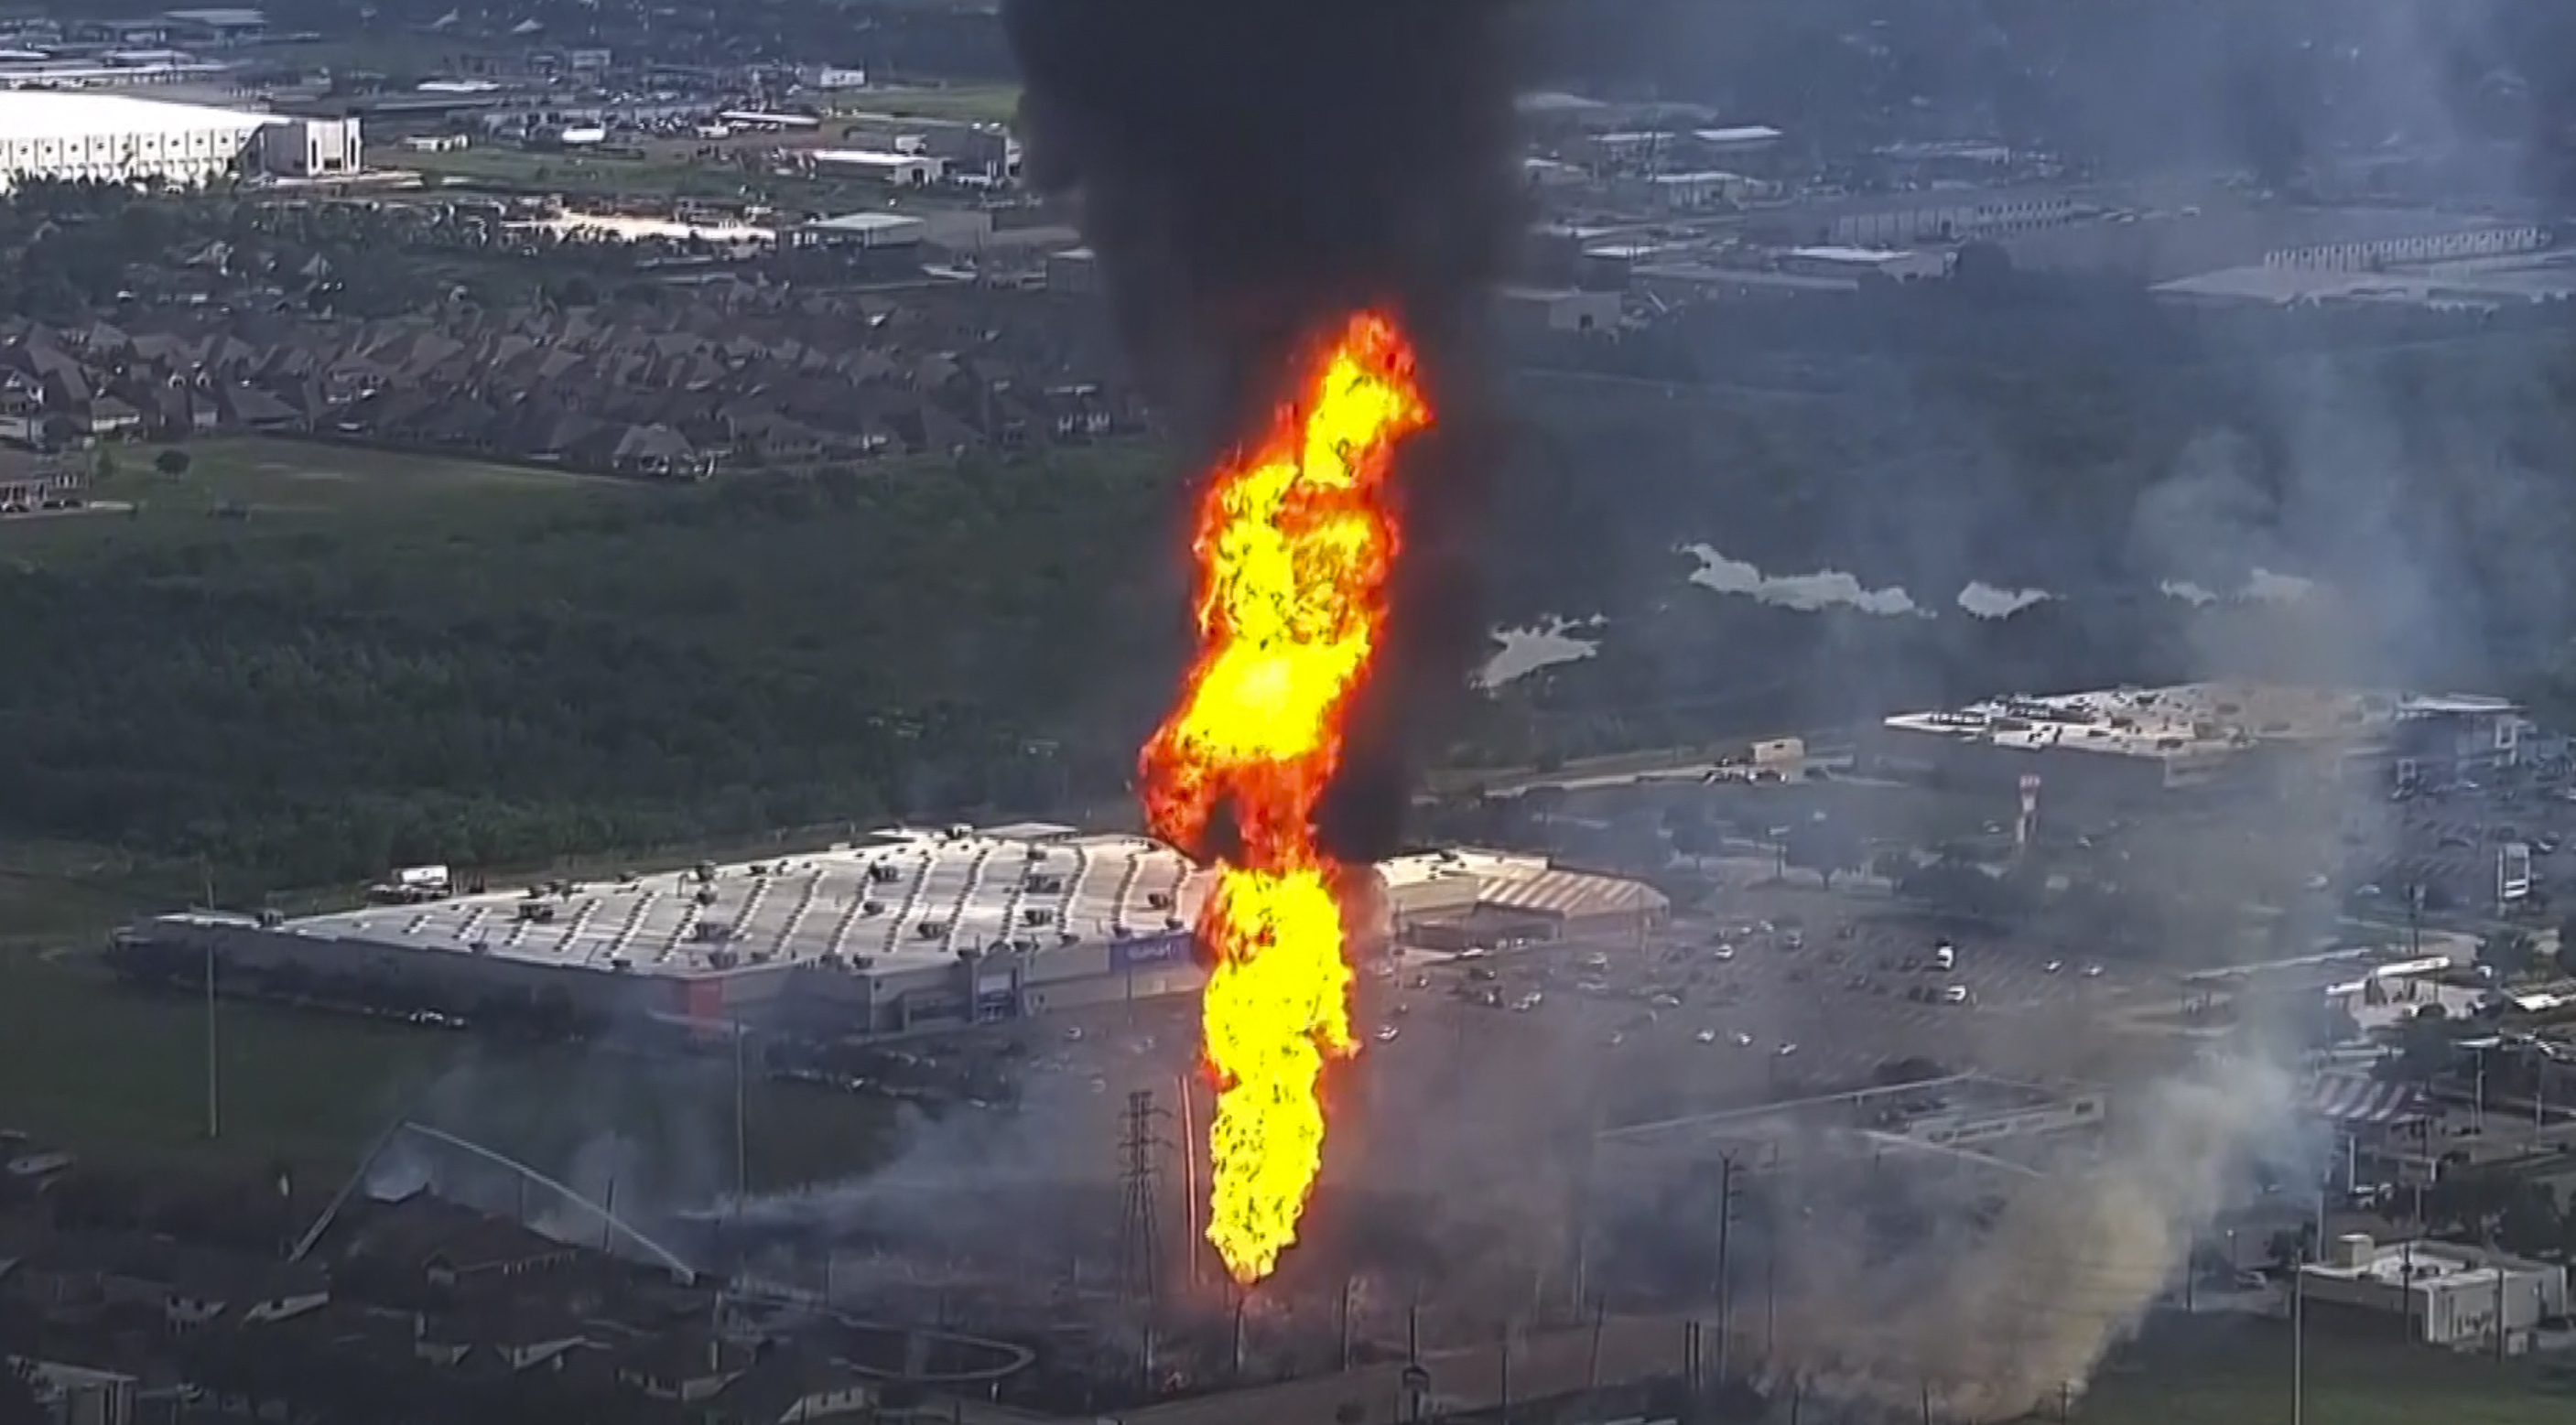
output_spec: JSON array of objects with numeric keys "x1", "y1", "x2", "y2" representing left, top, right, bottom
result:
[
  {"x1": 404, "y1": 143, "x2": 912, "y2": 211},
  {"x1": 0, "y1": 946, "x2": 899, "y2": 1191},
  {"x1": 2073, "y1": 1316, "x2": 2576, "y2": 1425},
  {"x1": 835, "y1": 82, "x2": 1023, "y2": 125},
  {"x1": 0, "y1": 437, "x2": 622, "y2": 563}
]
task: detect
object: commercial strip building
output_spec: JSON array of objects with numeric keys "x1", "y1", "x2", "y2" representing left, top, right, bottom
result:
[
  {"x1": 2300, "y1": 1234, "x2": 2568, "y2": 1352},
  {"x1": 110, "y1": 825, "x2": 1664, "y2": 1039},
  {"x1": 1867, "y1": 681, "x2": 2526, "y2": 807}
]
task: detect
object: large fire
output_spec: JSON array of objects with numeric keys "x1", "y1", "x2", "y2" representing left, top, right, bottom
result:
[{"x1": 1142, "y1": 311, "x2": 1429, "y2": 1285}]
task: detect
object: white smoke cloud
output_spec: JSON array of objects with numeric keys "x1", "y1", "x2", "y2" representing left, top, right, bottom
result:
[
  {"x1": 1957, "y1": 582, "x2": 2054, "y2": 619},
  {"x1": 1683, "y1": 544, "x2": 1925, "y2": 617},
  {"x1": 1477, "y1": 618, "x2": 1605, "y2": 688}
]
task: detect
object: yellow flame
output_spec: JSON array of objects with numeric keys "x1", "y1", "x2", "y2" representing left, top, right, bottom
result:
[{"x1": 1140, "y1": 312, "x2": 1428, "y2": 1284}]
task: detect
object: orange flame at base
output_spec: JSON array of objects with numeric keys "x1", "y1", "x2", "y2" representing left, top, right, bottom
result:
[{"x1": 1142, "y1": 312, "x2": 1429, "y2": 1286}]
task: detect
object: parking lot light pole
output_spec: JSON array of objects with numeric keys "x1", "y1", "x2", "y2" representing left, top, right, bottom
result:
[{"x1": 203, "y1": 937, "x2": 221, "y2": 1141}]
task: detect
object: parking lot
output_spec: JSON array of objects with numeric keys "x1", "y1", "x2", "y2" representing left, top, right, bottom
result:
[{"x1": 761, "y1": 867, "x2": 2183, "y2": 1164}]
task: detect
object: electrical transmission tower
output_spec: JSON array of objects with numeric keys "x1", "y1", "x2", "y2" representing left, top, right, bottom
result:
[{"x1": 1118, "y1": 1089, "x2": 1168, "y2": 1312}]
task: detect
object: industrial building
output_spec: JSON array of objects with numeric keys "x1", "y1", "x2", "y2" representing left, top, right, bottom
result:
[
  {"x1": 2300, "y1": 1235, "x2": 2568, "y2": 1352},
  {"x1": 1867, "y1": 682, "x2": 2525, "y2": 807},
  {"x1": 0, "y1": 90, "x2": 357, "y2": 189},
  {"x1": 791, "y1": 211, "x2": 927, "y2": 251},
  {"x1": 110, "y1": 826, "x2": 1664, "y2": 1039}
]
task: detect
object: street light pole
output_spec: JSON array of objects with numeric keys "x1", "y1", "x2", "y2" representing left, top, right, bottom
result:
[
  {"x1": 731, "y1": 1015, "x2": 750, "y2": 1214},
  {"x1": 2291, "y1": 1243, "x2": 2307, "y2": 1425},
  {"x1": 203, "y1": 937, "x2": 221, "y2": 1141}
]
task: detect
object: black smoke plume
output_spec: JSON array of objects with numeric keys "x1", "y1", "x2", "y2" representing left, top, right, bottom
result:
[{"x1": 1003, "y1": 0, "x2": 1527, "y2": 864}]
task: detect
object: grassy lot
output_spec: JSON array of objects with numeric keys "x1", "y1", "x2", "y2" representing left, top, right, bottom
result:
[
  {"x1": 0, "y1": 946, "x2": 898, "y2": 1190},
  {"x1": 2072, "y1": 1315, "x2": 2576, "y2": 1425},
  {"x1": 835, "y1": 83, "x2": 1023, "y2": 125},
  {"x1": 0, "y1": 437, "x2": 624, "y2": 563},
  {"x1": 404, "y1": 143, "x2": 901, "y2": 212}
]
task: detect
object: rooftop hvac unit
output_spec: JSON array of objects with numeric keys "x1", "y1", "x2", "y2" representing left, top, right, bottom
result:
[
  {"x1": 862, "y1": 900, "x2": 884, "y2": 916},
  {"x1": 919, "y1": 920, "x2": 948, "y2": 940}
]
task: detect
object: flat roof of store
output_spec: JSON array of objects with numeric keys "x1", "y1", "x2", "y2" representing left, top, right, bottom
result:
[
  {"x1": 144, "y1": 831, "x2": 1666, "y2": 983},
  {"x1": 244, "y1": 826, "x2": 1213, "y2": 980}
]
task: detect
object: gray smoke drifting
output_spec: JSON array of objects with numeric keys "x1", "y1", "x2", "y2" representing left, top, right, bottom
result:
[
  {"x1": 1001, "y1": 0, "x2": 1527, "y2": 864},
  {"x1": 1750, "y1": 1056, "x2": 2309, "y2": 1421}
]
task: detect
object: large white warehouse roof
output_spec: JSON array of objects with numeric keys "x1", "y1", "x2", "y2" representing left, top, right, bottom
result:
[{"x1": 0, "y1": 88, "x2": 278, "y2": 142}]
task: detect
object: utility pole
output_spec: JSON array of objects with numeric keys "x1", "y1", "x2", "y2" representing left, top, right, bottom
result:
[
  {"x1": 1338, "y1": 1277, "x2": 1356, "y2": 1371},
  {"x1": 731, "y1": 1015, "x2": 750, "y2": 1215},
  {"x1": 202, "y1": 935, "x2": 221, "y2": 1141},
  {"x1": 2402, "y1": 1237, "x2": 2417, "y2": 1341},
  {"x1": 2291, "y1": 1241, "x2": 2306, "y2": 1425},
  {"x1": 1765, "y1": 1237, "x2": 1779, "y2": 1361},
  {"x1": 1118, "y1": 1089, "x2": 1168, "y2": 1313},
  {"x1": 2495, "y1": 1247, "x2": 2509, "y2": 1364},
  {"x1": 1715, "y1": 1151, "x2": 1739, "y2": 1382},
  {"x1": 1174, "y1": 1073, "x2": 1202, "y2": 1289}
]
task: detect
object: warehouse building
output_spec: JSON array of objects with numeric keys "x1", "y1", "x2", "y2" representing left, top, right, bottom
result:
[
  {"x1": 791, "y1": 211, "x2": 927, "y2": 251},
  {"x1": 0, "y1": 90, "x2": 355, "y2": 189},
  {"x1": 109, "y1": 826, "x2": 1662, "y2": 1039},
  {"x1": 1378, "y1": 847, "x2": 1667, "y2": 951},
  {"x1": 2300, "y1": 1235, "x2": 2568, "y2": 1352},
  {"x1": 1867, "y1": 682, "x2": 2525, "y2": 809}
]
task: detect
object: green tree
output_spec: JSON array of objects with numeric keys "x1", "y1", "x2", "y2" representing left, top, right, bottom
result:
[
  {"x1": 2479, "y1": 930, "x2": 2538, "y2": 981},
  {"x1": 0, "y1": 1358, "x2": 39, "y2": 1425},
  {"x1": 1783, "y1": 816, "x2": 1865, "y2": 891},
  {"x1": 153, "y1": 448, "x2": 192, "y2": 477}
]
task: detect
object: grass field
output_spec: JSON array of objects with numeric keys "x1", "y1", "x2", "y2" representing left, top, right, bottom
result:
[
  {"x1": 0, "y1": 945, "x2": 899, "y2": 1191},
  {"x1": 0, "y1": 437, "x2": 621, "y2": 562},
  {"x1": 402, "y1": 143, "x2": 910, "y2": 212},
  {"x1": 2073, "y1": 1315, "x2": 2576, "y2": 1425},
  {"x1": 836, "y1": 83, "x2": 1023, "y2": 125},
  {"x1": 0, "y1": 435, "x2": 899, "y2": 1187}
]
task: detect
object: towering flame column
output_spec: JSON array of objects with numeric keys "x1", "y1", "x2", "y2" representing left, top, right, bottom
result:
[{"x1": 1141, "y1": 311, "x2": 1429, "y2": 1286}]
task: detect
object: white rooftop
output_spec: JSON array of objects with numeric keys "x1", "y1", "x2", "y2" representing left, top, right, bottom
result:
[
  {"x1": 272, "y1": 826, "x2": 1213, "y2": 980},
  {"x1": 1883, "y1": 682, "x2": 2408, "y2": 761},
  {"x1": 2303, "y1": 1237, "x2": 2516, "y2": 1291},
  {"x1": 810, "y1": 148, "x2": 927, "y2": 168},
  {"x1": 1789, "y1": 244, "x2": 1910, "y2": 264},
  {"x1": 0, "y1": 88, "x2": 276, "y2": 142},
  {"x1": 803, "y1": 211, "x2": 927, "y2": 233}
]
